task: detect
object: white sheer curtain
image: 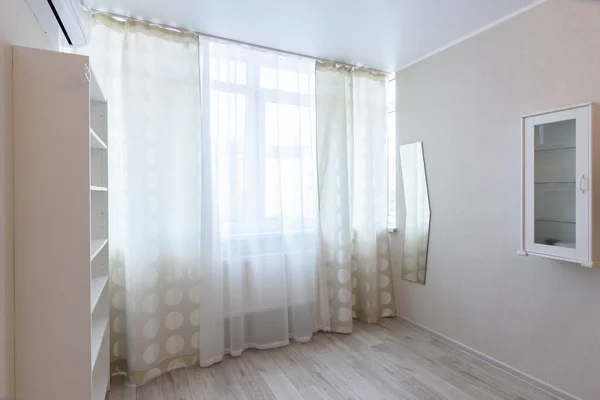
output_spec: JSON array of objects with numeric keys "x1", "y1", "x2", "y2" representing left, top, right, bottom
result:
[
  {"x1": 196, "y1": 40, "x2": 322, "y2": 366},
  {"x1": 91, "y1": 15, "x2": 323, "y2": 386},
  {"x1": 315, "y1": 62, "x2": 395, "y2": 333}
]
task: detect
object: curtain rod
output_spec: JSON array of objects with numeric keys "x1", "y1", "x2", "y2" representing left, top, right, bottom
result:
[{"x1": 92, "y1": 10, "x2": 390, "y2": 75}]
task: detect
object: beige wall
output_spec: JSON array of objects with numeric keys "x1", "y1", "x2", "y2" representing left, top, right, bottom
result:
[
  {"x1": 0, "y1": 0, "x2": 50, "y2": 396},
  {"x1": 393, "y1": 0, "x2": 600, "y2": 399}
]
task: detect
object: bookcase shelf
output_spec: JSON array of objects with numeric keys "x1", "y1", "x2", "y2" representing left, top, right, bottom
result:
[
  {"x1": 90, "y1": 128, "x2": 107, "y2": 150},
  {"x1": 91, "y1": 238, "x2": 108, "y2": 261},
  {"x1": 90, "y1": 276, "x2": 108, "y2": 313},
  {"x1": 91, "y1": 317, "x2": 109, "y2": 369}
]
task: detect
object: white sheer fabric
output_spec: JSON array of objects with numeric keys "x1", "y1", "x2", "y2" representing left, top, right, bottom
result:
[
  {"x1": 91, "y1": 15, "x2": 323, "y2": 385},
  {"x1": 316, "y1": 62, "x2": 395, "y2": 333},
  {"x1": 197, "y1": 40, "x2": 321, "y2": 366}
]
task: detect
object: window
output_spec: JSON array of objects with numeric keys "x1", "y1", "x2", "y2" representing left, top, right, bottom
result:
[
  {"x1": 208, "y1": 42, "x2": 317, "y2": 234},
  {"x1": 387, "y1": 74, "x2": 397, "y2": 230}
]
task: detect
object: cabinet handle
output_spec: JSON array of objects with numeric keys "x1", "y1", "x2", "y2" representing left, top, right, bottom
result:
[{"x1": 580, "y1": 174, "x2": 585, "y2": 193}]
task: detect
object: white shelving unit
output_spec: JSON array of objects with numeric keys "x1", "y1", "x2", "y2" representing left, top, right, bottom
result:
[{"x1": 13, "y1": 46, "x2": 110, "y2": 400}]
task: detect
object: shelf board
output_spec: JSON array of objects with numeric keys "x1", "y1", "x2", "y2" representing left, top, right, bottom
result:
[
  {"x1": 535, "y1": 181, "x2": 576, "y2": 184},
  {"x1": 535, "y1": 146, "x2": 575, "y2": 153},
  {"x1": 90, "y1": 276, "x2": 108, "y2": 313},
  {"x1": 536, "y1": 240, "x2": 576, "y2": 249},
  {"x1": 90, "y1": 185, "x2": 108, "y2": 192},
  {"x1": 90, "y1": 239, "x2": 108, "y2": 262},
  {"x1": 535, "y1": 218, "x2": 575, "y2": 224},
  {"x1": 555, "y1": 242, "x2": 576, "y2": 249},
  {"x1": 90, "y1": 70, "x2": 106, "y2": 103},
  {"x1": 90, "y1": 128, "x2": 107, "y2": 150},
  {"x1": 92, "y1": 373, "x2": 110, "y2": 400},
  {"x1": 91, "y1": 317, "x2": 109, "y2": 370}
]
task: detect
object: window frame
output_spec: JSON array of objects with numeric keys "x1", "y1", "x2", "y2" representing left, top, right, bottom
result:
[{"x1": 208, "y1": 44, "x2": 318, "y2": 235}]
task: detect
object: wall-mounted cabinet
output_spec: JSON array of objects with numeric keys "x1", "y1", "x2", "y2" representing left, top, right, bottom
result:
[{"x1": 519, "y1": 103, "x2": 600, "y2": 267}]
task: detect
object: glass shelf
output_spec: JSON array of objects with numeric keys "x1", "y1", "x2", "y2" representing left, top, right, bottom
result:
[
  {"x1": 535, "y1": 146, "x2": 575, "y2": 153},
  {"x1": 535, "y1": 181, "x2": 576, "y2": 184},
  {"x1": 535, "y1": 218, "x2": 575, "y2": 224}
]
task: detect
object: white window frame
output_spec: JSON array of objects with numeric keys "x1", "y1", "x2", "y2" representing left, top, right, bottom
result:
[{"x1": 208, "y1": 44, "x2": 317, "y2": 235}]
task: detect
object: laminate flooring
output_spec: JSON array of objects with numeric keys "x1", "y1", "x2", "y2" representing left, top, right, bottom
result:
[{"x1": 109, "y1": 318, "x2": 559, "y2": 400}]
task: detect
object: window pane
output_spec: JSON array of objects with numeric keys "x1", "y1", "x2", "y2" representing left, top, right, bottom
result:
[
  {"x1": 278, "y1": 68, "x2": 299, "y2": 92},
  {"x1": 299, "y1": 106, "x2": 313, "y2": 147},
  {"x1": 265, "y1": 159, "x2": 281, "y2": 219},
  {"x1": 302, "y1": 104, "x2": 316, "y2": 219},
  {"x1": 388, "y1": 111, "x2": 397, "y2": 221},
  {"x1": 264, "y1": 102, "x2": 316, "y2": 221},
  {"x1": 266, "y1": 158, "x2": 308, "y2": 220},
  {"x1": 260, "y1": 66, "x2": 305, "y2": 93},
  {"x1": 211, "y1": 90, "x2": 247, "y2": 223},
  {"x1": 280, "y1": 160, "x2": 302, "y2": 219},
  {"x1": 211, "y1": 56, "x2": 246, "y2": 84},
  {"x1": 236, "y1": 61, "x2": 246, "y2": 85},
  {"x1": 265, "y1": 102, "x2": 301, "y2": 147},
  {"x1": 210, "y1": 57, "x2": 218, "y2": 81},
  {"x1": 260, "y1": 67, "x2": 277, "y2": 89},
  {"x1": 265, "y1": 102, "x2": 279, "y2": 146},
  {"x1": 219, "y1": 58, "x2": 229, "y2": 82},
  {"x1": 298, "y1": 73, "x2": 310, "y2": 94},
  {"x1": 301, "y1": 153, "x2": 316, "y2": 219}
]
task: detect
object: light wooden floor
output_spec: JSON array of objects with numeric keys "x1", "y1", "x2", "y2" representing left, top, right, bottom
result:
[{"x1": 109, "y1": 318, "x2": 558, "y2": 400}]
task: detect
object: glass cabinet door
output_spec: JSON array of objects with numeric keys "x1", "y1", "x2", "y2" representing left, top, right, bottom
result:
[
  {"x1": 524, "y1": 106, "x2": 589, "y2": 261},
  {"x1": 534, "y1": 119, "x2": 576, "y2": 248}
]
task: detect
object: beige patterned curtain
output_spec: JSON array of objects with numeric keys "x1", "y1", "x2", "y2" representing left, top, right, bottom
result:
[
  {"x1": 315, "y1": 62, "x2": 395, "y2": 333},
  {"x1": 91, "y1": 14, "x2": 203, "y2": 385}
]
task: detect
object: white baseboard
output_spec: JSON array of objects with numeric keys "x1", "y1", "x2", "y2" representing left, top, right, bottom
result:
[{"x1": 396, "y1": 316, "x2": 582, "y2": 400}]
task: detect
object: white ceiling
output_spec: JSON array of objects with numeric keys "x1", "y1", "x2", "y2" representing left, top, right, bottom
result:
[{"x1": 90, "y1": 0, "x2": 542, "y2": 72}]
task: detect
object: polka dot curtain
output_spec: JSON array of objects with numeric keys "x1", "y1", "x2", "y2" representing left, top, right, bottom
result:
[
  {"x1": 315, "y1": 62, "x2": 396, "y2": 332},
  {"x1": 91, "y1": 15, "x2": 205, "y2": 385}
]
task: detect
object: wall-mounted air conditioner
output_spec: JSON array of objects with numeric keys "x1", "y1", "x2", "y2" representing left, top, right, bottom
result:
[{"x1": 25, "y1": 0, "x2": 91, "y2": 48}]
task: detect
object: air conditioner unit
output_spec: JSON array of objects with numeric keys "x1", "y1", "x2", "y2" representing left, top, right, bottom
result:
[{"x1": 25, "y1": 0, "x2": 91, "y2": 48}]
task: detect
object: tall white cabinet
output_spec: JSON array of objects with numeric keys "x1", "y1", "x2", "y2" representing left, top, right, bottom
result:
[
  {"x1": 13, "y1": 46, "x2": 110, "y2": 400},
  {"x1": 519, "y1": 103, "x2": 600, "y2": 267}
]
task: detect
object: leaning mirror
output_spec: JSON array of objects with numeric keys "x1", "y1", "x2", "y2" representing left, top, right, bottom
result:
[{"x1": 399, "y1": 141, "x2": 431, "y2": 284}]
